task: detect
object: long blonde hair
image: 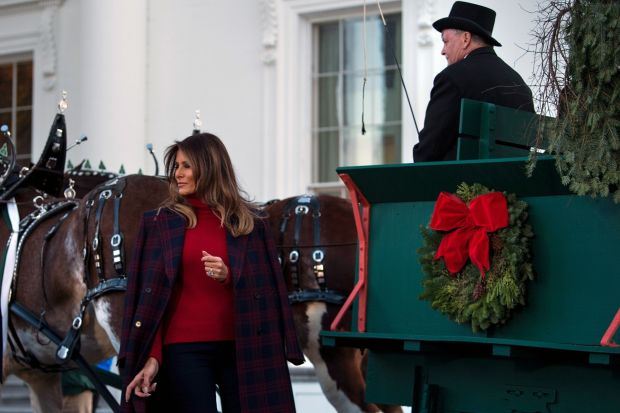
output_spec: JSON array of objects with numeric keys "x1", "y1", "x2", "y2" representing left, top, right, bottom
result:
[{"x1": 163, "y1": 133, "x2": 257, "y2": 236}]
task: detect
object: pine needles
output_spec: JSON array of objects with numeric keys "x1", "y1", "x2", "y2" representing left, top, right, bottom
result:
[{"x1": 532, "y1": 0, "x2": 620, "y2": 202}]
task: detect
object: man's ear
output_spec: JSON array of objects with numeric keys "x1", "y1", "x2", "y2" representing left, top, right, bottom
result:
[{"x1": 462, "y1": 31, "x2": 472, "y2": 48}]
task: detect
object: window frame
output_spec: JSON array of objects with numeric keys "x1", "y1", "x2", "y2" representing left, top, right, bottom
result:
[
  {"x1": 277, "y1": 0, "x2": 414, "y2": 197},
  {"x1": 311, "y1": 12, "x2": 403, "y2": 184},
  {"x1": 0, "y1": 53, "x2": 33, "y2": 165}
]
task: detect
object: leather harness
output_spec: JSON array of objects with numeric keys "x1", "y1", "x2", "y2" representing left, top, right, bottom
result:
[
  {"x1": 7, "y1": 177, "x2": 129, "y2": 369},
  {"x1": 7, "y1": 197, "x2": 79, "y2": 371},
  {"x1": 278, "y1": 195, "x2": 350, "y2": 305}
]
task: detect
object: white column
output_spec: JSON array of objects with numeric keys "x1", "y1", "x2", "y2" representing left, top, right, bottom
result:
[
  {"x1": 76, "y1": 0, "x2": 147, "y2": 174},
  {"x1": 276, "y1": 1, "x2": 313, "y2": 198},
  {"x1": 260, "y1": 0, "x2": 278, "y2": 200}
]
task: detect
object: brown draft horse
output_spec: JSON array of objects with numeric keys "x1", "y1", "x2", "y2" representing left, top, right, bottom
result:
[
  {"x1": 2, "y1": 175, "x2": 401, "y2": 412},
  {"x1": 1, "y1": 175, "x2": 167, "y2": 412},
  {"x1": 264, "y1": 196, "x2": 402, "y2": 413}
]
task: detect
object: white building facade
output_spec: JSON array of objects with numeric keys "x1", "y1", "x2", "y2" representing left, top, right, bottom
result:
[{"x1": 0, "y1": 0, "x2": 539, "y2": 202}]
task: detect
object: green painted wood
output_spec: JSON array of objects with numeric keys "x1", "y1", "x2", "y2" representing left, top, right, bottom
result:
[
  {"x1": 458, "y1": 99, "x2": 485, "y2": 137},
  {"x1": 493, "y1": 103, "x2": 542, "y2": 147},
  {"x1": 492, "y1": 345, "x2": 511, "y2": 357},
  {"x1": 321, "y1": 331, "x2": 620, "y2": 355},
  {"x1": 456, "y1": 137, "x2": 479, "y2": 160},
  {"x1": 361, "y1": 193, "x2": 620, "y2": 348},
  {"x1": 339, "y1": 157, "x2": 568, "y2": 204},
  {"x1": 589, "y1": 353, "x2": 611, "y2": 365},
  {"x1": 365, "y1": 352, "x2": 416, "y2": 406},
  {"x1": 364, "y1": 351, "x2": 620, "y2": 412},
  {"x1": 479, "y1": 102, "x2": 495, "y2": 158},
  {"x1": 334, "y1": 157, "x2": 620, "y2": 354},
  {"x1": 456, "y1": 99, "x2": 549, "y2": 160}
]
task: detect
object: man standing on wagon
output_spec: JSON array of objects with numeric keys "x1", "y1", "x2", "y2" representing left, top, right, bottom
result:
[{"x1": 412, "y1": 1, "x2": 535, "y2": 162}]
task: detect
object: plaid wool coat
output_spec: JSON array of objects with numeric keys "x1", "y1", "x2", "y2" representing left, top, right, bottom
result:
[{"x1": 118, "y1": 208, "x2": 305, "y2": 413}]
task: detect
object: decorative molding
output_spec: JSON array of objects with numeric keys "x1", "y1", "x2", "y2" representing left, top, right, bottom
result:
[
  {"x1": 0, "y1": 31, "x2": 39, "y2": 57},
  {"x1": 284, "y1": 0, "x2": 399, "y2": 16},
  {"x1": 259, "y1": 0, "x2": 278, "y2": 65},
  {"x1": 39, "y1": 0, "x2": 61, "y2": 90},
  {"x1": 417, "y1": 0, "x2": 434, "y2": 47}
]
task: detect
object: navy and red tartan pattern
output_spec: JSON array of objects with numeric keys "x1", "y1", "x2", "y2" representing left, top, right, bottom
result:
[{"x1": 119, "y1": 208, "x2": 303, "y2": 413}]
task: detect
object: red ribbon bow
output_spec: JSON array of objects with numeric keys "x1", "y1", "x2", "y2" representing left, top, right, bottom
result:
[{"x1": 429, "y1": 191, "x2": 509, "y2": 277}]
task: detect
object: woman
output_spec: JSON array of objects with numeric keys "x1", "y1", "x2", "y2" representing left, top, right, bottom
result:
[{"x1": 118, "y1": 133, "x2": 304, "y2": 413}]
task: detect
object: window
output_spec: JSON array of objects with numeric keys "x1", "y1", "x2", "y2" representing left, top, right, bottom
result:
[
  {"x1": 312, "y1": 13, "x2": 402, "y2": 184},
  {"x1": 0, "y1": 56, "x2": 33, "y2": 166}
]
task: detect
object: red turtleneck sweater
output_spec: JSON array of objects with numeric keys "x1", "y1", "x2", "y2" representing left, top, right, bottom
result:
[{"x1": 149, "y1": 198, "x2": 234, "y2": 365}]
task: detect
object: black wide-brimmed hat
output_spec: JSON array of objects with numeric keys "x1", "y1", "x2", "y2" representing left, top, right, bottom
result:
[{"x1": 433, "y1": 1, "x2": 501, "y2": 47}]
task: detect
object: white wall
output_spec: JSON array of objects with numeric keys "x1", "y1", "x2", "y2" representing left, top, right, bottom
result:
[{"x1": 146, "y1": 0, "x2": 264, "y2": 198}]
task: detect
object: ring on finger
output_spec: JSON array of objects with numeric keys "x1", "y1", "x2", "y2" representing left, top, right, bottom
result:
[{"x1": 207, "y1": 269, "x2": 214, "y2": 277}]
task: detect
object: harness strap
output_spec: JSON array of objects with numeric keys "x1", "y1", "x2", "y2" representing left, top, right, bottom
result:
[
  {"x1": 56, "y1": 311, "x2": 83, "y2": 362},
  {"x1": 309, "y1": 196, "x2": 326, "y2": 290},
  {"x1": 5, "y1": 200, "x2": 77, "y2": 373},
  {"x1": 44, "y1": 210, "x2": 73, "y2": 242},
  {"x1": 12, "y1": 200, "x2": 79, "y2": 293},
  {"x1": 293, "y1": 196, "x2": 310, "y2": 246},
  {"x1": 56, "y1": 270, "x2": 128, "y2": 364},
  {"x1": 83, "y1": 177, "x2": 127, "y2": 284},
  {"x1": 7, "y1": 316, "x2": 29, "y2": 366},
  {"x1": 84, "y1": 277, "x2": 127, "y2": 303},
  {"x1": 59, "y1": 177, "x2": 127, "y2": 364},
  {"x1": 279, "y1": 197, "x2": 296, "y2": 234},
  {"x1": 292, "y1": 198, "x2": 308, "y2": 291},
  {"x1": 288, "y1": 289, "x2": 346, "y2": 305},
  {"x1": 111, "y1": 193, "x2": 124, "y2": 276},
  {"x1": 10, "y1": 302, "x2": 121, "y2": 412},
  {"x1": 288, "y1": 250, "x2": 299, "y2": 290},
  {"x1": 81, "y1": 197, "x2": 94, "y2": 285},
  {"x1": 275, "y1": 195, "x2": 349, "y2": 304},
  {"x1": 279, "y1": 195, "x2": 329, "y2": 292},
  {"x1": 276, "y1": 241, "x2": 356, "y2": 248},
  {"x1": 92, "y1": 190, "x2": 111, "y2": 281},
  {"x1": 7, "y1": 304, "x2": 70, "y2": 373},
  {"x1": 310, "y1": 196, "x2": 321, "y2": 246}
]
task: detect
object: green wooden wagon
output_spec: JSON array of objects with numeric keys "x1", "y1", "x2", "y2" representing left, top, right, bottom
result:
[{"x1": 321, "y1": 99, "x2": 620, "y2": 412}]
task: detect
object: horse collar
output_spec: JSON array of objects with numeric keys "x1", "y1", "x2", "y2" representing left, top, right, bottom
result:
[{"x1": 278, "y1": 195, "x2": 345, "y2": 305}]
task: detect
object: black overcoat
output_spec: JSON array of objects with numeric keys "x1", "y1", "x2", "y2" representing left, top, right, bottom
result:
[
  {"x1": 118, "y1": 208, "x2": 305, "y2": 413},
  {"x1": 413, "y1": 47, "x2": 535, "y2": 162}
]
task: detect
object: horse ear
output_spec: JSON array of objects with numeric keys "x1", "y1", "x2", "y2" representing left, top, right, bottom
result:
[{"x1": 0, "y1": 113, "x2": 67, "y2": 200}]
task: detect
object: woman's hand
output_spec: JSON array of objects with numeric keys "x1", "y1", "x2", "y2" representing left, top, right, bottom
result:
[
  {"x1": 125, "y1": 357, "x2": 159, "y2": 401},
  {"x1": 201, "y1": 251, "x2": 229, "y2": 282}
]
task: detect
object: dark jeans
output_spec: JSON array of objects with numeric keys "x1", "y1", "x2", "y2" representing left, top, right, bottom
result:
[{"x1": 158, "y1": 341, "x2": 240, "y2": 413}]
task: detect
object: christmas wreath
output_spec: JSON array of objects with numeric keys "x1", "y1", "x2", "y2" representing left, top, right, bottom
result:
[{"x1": 418, "y1": 183, "x2": 534, "y2": 332}]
